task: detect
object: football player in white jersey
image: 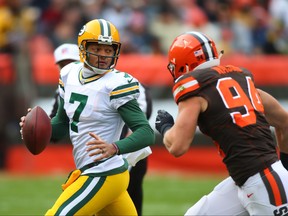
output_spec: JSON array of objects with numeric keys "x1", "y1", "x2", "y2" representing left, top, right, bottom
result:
[
  {"x1": 50, "y1": 42, "x2": 152, "y2": 216},
  {"x1": 20, "y1": 19, "x2": 155, "y2": 216}
]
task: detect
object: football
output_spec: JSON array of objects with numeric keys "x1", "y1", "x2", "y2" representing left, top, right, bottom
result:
[{"x1": 22, "y1": 106, "x2": 52, "y2": 155}]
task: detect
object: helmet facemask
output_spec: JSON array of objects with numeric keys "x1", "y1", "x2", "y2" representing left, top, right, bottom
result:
[
  {"x1": 167, "y1": 61, "x2": 192, "y2": 80},
  {"x1": 80, "y1": 41, "x2": 121, "y2": 74},
  {"x1": 167, "y1": 62, "x2": 176, "y2": 79}
]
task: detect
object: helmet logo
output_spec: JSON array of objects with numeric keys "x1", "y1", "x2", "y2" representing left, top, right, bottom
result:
[
  {"x1": 194, "y1": 49, "x2": 204, "y2": 61},
  {"x1": 177, "y1": 85, "x2": 185, "y2": 92},
  {"x1": 98, "y1": 35, "x2": 113, "y2": 44},
  {"x1": 194, "y1": 49, "x2": 203, "y2": 57},
  {"x1": 78, "y1": 25, "x2": 86, "y2": 36}
]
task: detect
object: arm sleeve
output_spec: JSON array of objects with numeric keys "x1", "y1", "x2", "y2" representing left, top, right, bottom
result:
[
  {"x1": 115, "y1": 99, "x2": 155, "y2": 154},
  {"x1": 50, "y1": 97, "x2": 69, "y2": 142},
  {"x1": 119, "y1": 84, "x2": 152, "y2": 140}
]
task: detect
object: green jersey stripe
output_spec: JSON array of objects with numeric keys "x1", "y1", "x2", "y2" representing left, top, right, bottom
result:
[
  {"x1": 110, "y1": 82, "x2": 139, "y2": 100},
  {"x1": 54, "y1": 177, "x2": 93, "y2": 215},
  {"x1": 67, "y1": 177, "x2": 106, "y2": 215},
  {"x1": 112, "y1": 82, "x2": 138, "y2": 91},
  {"x1": 110, "y1": 89, "x2": 139, "y2": 100}
]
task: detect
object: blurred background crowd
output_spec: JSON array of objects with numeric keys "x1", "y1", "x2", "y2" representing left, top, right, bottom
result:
[
  {"x1": 1, "y1": 0, "x2": 288, "y2": 55},
  {"x1": 1, "y1": 0, "x2": 288, "y2": 169}
]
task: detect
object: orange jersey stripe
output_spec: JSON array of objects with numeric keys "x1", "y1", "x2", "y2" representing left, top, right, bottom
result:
[
  {"x1": 173, "y1": 76, "x2": 200, "y2": 103},
  {"x1": 264, "y1": 168, "x2": 283, "y2": 206}
]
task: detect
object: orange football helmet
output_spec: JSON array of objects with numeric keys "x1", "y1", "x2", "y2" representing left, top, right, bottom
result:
[{"x1": 167, "y1": 31, "x2": 219, "y2": 80}]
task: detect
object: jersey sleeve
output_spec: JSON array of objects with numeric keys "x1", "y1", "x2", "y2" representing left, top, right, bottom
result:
[
  {"x1": 173, "y1": 72, "x2": 201, "y2": 104},
  {"x1": 109, "y1": 71, "x2": 140, "y2": 109},
  {"x1": 116, "y1": 99, "x2": 155, "y2": 154}
]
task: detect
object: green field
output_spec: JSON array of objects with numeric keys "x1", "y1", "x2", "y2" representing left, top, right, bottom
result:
[{"x1": 0, "y1": 172, "x2": 225, "y2": 216}]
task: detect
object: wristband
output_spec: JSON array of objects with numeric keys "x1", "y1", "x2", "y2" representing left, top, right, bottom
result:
[{"x1": 112, "y1": 143, "x2": 119, "y2": 155}]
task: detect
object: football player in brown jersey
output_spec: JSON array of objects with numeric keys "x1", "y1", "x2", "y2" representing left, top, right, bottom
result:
[{"x1": 155, "y1": 31, "x2": 288, "y2": 215}]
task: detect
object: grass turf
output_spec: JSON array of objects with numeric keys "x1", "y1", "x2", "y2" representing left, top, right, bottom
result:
[{"x1": 0, "y1": 172, "x2": 225, "y2": 216}]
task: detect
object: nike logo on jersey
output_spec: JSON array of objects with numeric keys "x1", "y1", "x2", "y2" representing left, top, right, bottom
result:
[
  {"x1": 128, "y1": 78, "x2": 133, "y2": 83},
  {"x1": 247, "y1": 193, "x2": 253, "y2": 198}
]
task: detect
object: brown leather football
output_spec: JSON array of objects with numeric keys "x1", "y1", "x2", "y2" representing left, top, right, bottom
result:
[{"x1": 22, "y1": 106, "x2": 51, "y2": 155}]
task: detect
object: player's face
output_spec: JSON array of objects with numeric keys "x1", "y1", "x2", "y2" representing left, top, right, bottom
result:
[{"x1": 86, "y1": 43, "x2": 114, "y2": 69}]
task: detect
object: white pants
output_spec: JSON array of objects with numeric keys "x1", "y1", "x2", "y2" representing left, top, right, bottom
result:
[{"x1": 185, "y1": 161, "x2": 288, "y2": 216}]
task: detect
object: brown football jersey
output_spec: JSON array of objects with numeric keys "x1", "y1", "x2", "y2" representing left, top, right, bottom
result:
[{"x1": 173, "y1": 65, "x2": 278, "y2": 186}]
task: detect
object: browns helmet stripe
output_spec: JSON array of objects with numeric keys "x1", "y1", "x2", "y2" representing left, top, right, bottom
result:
[
  {"x1": 98, "y1": 19, "x2": 111, "y2": 36},
  {"x1": 187, "y1": 31, "x2": 217, "y2": 60}
]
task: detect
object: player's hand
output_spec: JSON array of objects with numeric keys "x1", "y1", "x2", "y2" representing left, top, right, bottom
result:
[
  {"x1": 86, "y1": 132, "x2": 118, "y2": 161},
  {"x1": 19, "y1": 108, "x2": 32, "y2": 139},
  {"x1": 155, "y1": 110, "x2": 174, "y2": 136}
]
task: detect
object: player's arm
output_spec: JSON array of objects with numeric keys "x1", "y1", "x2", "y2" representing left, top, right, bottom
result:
[
  {"x1": 50, "y1": 97, "x2": 69, "y2": 142},
  {"x1": 163, "y1": 96, "x2": 204, "y2": 157},
  {"x1": 116, "y1": 99, "x2": 155, "y2": 154},
  {"x1": 257, "y1": 89, "x2": 288, "y2": 154},
  {"x1": 120, "y1": 84, "x2": 152, "y2": 140}
]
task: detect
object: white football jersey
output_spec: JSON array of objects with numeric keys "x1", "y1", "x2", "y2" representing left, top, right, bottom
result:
[{"x1": 59, "y1": 62, "x2": 140, "y2": 174}]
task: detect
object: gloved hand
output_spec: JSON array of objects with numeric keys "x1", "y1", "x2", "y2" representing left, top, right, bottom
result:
[{"x1": 155, "y1": 110, "x2": 174, "y2": 136}]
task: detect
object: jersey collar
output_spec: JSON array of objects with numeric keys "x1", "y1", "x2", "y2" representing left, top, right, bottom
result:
[{"x1": 78, "y1": 69, "x2": 109, "y2": 84}]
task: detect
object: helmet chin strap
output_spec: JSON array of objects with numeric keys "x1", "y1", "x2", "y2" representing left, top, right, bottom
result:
[
  {"x1": 83, "y1": 62, "x2": 110, "y2": 77},
  {"x1": 83, "y1": 66, "x2": 96, "y2": 77},
  {"x1": 84, "y1": 57, "x2": 112, "y2": 75}
]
